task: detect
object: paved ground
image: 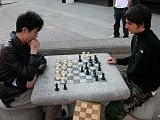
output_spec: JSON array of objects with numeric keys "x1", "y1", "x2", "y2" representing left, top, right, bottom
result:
[{"x1": 1, "y1": 0, "x2": 160, "y2": 55}]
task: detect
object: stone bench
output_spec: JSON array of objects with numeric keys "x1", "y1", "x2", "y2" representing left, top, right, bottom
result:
[{"x1": 0, "y1": 99, "x2": 43, "y2": 120}]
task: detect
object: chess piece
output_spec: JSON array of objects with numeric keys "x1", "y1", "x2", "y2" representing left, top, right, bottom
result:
[
  {"x1": 86, "y1": 68, "x2": 90, "y2": 75},
  {"x1": 89, "y1": 56, "x2": 92, "y2": 63},
  {"x1": 81, "y1": 67, "x2": 84, "y2": 72},
  {"x1": 78, "y1": 54, "x2": 82, "y2": 62},
  {"x1": 94, "y1": 55, "x2": 98, "y2": 63},
  {"x1": 102, "y1": 73, "x2": 105, "y2": 80},
  {"x1": 85, "y1": 62, "x2": 88, "y2": 69},
  {"x1": 63, "y1": 84, "x2": 67, "y2": 90},
  {"x1": 95, "y1": 75, "x2": 98, "y2": 81},
  {"x1": 55, "y1": 83, "x2": 59, "y2": 91},
  {"x1": 90, "y1": 61, "x2": 93, "y2": 66},
  {"x1": 97, "y1": 62, "x2": 101, "y2": 71},
  {"x1": 93, "y1": 69, "x2": 96, "y2": 77}
]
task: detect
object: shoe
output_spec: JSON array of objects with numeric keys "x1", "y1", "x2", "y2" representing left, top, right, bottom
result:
[
  {"x1": 123, "y1": 36, "x2": 129, "y2": 38},
  {"x1": 109, "y1": 35, "x2": 120, "y2": 38}
]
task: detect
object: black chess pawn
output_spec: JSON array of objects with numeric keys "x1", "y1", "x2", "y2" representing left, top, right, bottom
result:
[
  {"x1": 94, "y1": 55, "x2": 98, "y2": 63},
  {"x1": 63, "y1": 84, "x2": 67, "y2": 90},
  {"x1": 78, "y1": 54, "x2": 82, "y2": 62},
  {"x1": 102, "y1": 73, "x2": 105, "y2": 80},
  {"x1": 86, "y1": 68, "x2": 90, "y2": 75},
  {"x1": 62, "y1": 0, "x2": 66, "y2": 3},
  {"x1": 85, "y1": 62, "x2": 88, "y2": 69},
  {"x1": 95, "y1": 75, "x2": 98, "y2": 81},
  {"x1": 98, "y1": 62, "x2": 101, "y2": 71},
  {"x1": 90, "y1": 61, "x2": 93, "y2": 66},
  {"x1": 81, "y1": 67, "x2": 84, "y2": 72},
  {"x1": 93, "y1": 69, "x2": 96, "y2": 77},
  {"x1": 55, "y1": 83, "x2": 59, "y2": 91},
  {"x1": 89, "y1": 56, "x2": 92, "y2": 63}
]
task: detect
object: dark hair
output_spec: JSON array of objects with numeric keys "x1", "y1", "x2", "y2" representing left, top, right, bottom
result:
[
  {"x1": 125, "y1": 4, "x2": 152, "y2": 29},
  {"x1": 16, "y1": 11, "x2": 44, "y2": 32}
]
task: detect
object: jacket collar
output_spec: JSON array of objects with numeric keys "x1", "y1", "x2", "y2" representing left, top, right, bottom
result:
[{"x1": 10, "y1": 31, "x2": 29, "y2": 50}]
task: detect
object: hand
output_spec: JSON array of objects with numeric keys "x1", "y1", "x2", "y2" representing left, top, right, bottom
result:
[
  {"x1": 151, "y1": 91, "x2": 157, "y2": 96},
  {"x1": 30, "y1": 39, "x2": 40, "y2": 54},
  {"x1": 26, "y1": 75, "x2": 37, "y2": 89},
  {"x1": 107, "y1": 57, "x2": 117, "y2": 64}
]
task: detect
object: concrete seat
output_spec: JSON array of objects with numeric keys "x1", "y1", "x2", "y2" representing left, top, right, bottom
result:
[{"x1": 0, "y1": 99, "x2": 44, "y2": 120}]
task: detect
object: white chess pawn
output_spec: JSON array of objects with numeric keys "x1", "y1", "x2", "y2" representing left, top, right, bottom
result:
[
  {"x1": 56, "y1": 74, "x2": 61, "y2": 81},
  {"x1": 67, "y1": 60, "x2": 73, "y2": 67},
  {"x1": 61, "y1": 76, "x2": 65, "y2": 84}
]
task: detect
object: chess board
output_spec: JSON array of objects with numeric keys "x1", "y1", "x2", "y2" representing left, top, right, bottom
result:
[
  {"x1": 54, "y1": 54, "x2": 107, "y2": 85},
  {"x1": 73, "y1": 100, "x2": 101, "y2": 120}
]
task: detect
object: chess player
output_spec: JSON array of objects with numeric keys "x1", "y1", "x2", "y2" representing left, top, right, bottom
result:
[
  {"x1": 0, "y1": 11, "x2": 61, "y2": 120},
  {"x1": 105, "y1": 4, "x2": 160, "y2": 120}
]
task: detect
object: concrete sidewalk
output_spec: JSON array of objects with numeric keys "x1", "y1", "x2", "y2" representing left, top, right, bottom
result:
[{"x1": 0, "y1": 0, "x2": 160, "y2": 55}]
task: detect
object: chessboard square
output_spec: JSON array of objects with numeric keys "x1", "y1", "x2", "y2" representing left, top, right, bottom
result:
[
  {"x1": 79, "y1": 118, "x2": 85, "y2": 120},
  {"x1": 91, "y1": 114, "x2": 98, "y2": 120},
  {"x1": 76, "y1": 100, "x2": 81, "y2": 106},
  {"x1": 75, "y1": 106, "x2": 81, "y2": 112},
  {"x1": 74, "y1": 80, "x2": 80, "y2": 83},
  {"x1": 67, "y1": 80, "x2": 74, "y2": 84},
  {"x1": 79, "y1": 73, "x2": 85, "y2": 76},
  {"x1": 86, "y1": 113, "x2": 92, "y2": 118},
  {"x1": 74, "y1": 76, "x2": 80, "y2": 80},
  {"x1": 74, "y1": 111, "x2": 80, "y2": 116},
  {"x1": 86, "y1": 75, "x2": 92, "y2": 80},
  {"x1": 86, "y1": 108, "x2": 92, "y2": 114},
  {"x1": 85, "y1": 118, "x2": 91, "y2": 120},
  {"x1": 86, "y1": 79, "x2": 93, "y2": 83},
  {"x1": 92, "y1": 105, "x2": 99, "y2": 110},
  {"x1": 81, "y1": 102, "x2": 87, "y2": 108},
  {"x1": 80, "y1": 107, "x2": 86, "y2": 112},
  {"x1": 87, "y1": 103, "x2": 93, "y2": 109},
  {"x1": 73, "y1": 116, "x2": 79, "y2": 120},
  {"x1": 80, "y1": 79, "x2": 87, "y2": 83},
  {"x1": 79, "y1": 112, "x2": 86, "y2": 117},
  {"x1": 92, "y1": 109, "x2": 98, "y2": 114}
]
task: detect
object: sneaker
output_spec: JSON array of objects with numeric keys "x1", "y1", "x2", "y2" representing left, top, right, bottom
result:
[
  {"x1": 123, "y1": 36, "x2": 129, "y2": 38},
  {"x1": 109, "y1": 35, "x2": 120, "y2": 38}
]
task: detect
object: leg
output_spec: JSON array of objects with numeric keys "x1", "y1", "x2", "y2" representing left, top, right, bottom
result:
[
  {"x1": 114, "y1": 8, "x2": 121, "y2": 37},
  {"x1": 44, "y1": 105, "x2": 62, "y2": 120},
  {"x1": 121, "y1": 8, "x2": 129, "y2": 37},
  {"x1": 131, "y1": 87, "x2": 160, "y2": 120},
  {"x1": 105, "y1": 101, "x2": 126, "y2": 120}
]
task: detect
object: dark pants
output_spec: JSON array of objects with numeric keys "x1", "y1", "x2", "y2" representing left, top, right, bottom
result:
[
  {"x1": 105, "y1": 79, "x2": 152, "y2": 120},
  {"x1": 114, "y1": 7, "x2": 129, "y2": 37}
]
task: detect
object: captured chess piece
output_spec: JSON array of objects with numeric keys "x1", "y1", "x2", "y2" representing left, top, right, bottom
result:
[
  {"x1": 55, "y1": 83, "x2": 59, "y2": 91},
  {"x1": 78, "y1": 54, "x2": 82, "y2": 62},
  {"x1": 63, "y1": 84, "x2": 67, "y2": 90},
  {"x1": 102, "y1": 73, "x2": 105, "y2": 80}
]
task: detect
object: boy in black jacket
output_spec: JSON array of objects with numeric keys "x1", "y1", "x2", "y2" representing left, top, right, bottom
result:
[{"x1": 0, "y1": 11, "x2": 61, "y2": 120}]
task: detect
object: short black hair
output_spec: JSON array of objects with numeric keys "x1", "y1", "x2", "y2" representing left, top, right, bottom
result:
[
  {"x1": 16, "y1": 11, "x2": 44, "y2": 32},
  {"x1": 125, "y1": 4, "x2": 152, "y2": 29}
]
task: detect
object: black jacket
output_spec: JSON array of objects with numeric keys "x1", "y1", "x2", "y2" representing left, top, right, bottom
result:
[
  {"x1": 0, "y1": 31, "x2": 47, "y2": 106},
  {"x1": 117, "y1": 29, "x2": 160, "y2": 93}
]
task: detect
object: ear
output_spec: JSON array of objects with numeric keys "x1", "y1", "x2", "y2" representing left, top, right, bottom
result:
[
  {"x1": 139, "y1": 22, "x2": 144, "y2": 28},
  {"x1": 21, "y1": 27, "x2": 28, "y2": 33}
]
